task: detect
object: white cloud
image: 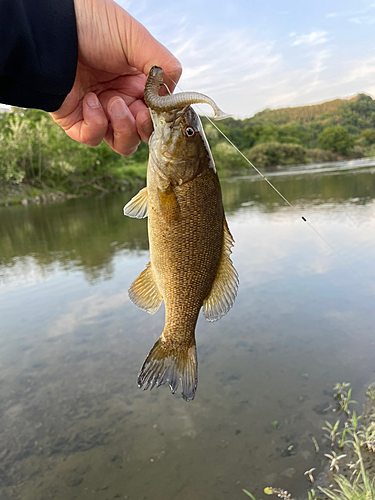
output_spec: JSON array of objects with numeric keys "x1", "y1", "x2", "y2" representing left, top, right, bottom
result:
[
  {"x1": 344, "y1": 56, "x2": 375, "y2": 82},
  {"x1": 349, "y1": 17, "x2": 362, "y2": 24},
  {"x1": 47, "y1": 290, "x2": 129, "y2": 337},
  {"x1": 115, "y1": 0, "x2": 375, "y2": 117},
  {"x1": 291, "y1": 31, "x2": 328, "y2": 47},
  {"x1": 349, "y1": 15, "x2": 375, "y2": 24}
]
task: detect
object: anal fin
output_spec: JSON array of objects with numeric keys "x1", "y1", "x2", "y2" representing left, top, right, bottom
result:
[
  {"x1": 123, "y1": 187, "x2": 148, "y2": 218},
  {"x1": 203, "y1": 218, "x2": 239, "y2": 322},
  {"x1": 129, "y1": 262, "x2": 162, "y2": 314}
]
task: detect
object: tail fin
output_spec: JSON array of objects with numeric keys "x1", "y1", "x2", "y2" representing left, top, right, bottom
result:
[{"x1": 137, "y1": 337, "x2": 197, "y2": 401}]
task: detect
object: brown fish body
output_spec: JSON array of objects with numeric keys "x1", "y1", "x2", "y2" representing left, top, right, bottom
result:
[
  {"x1": 148, "y1": 159, "x2": 224, "y2": 346},
  {"x1": 124, "y1": 68, "x2": 238, "y2": 401}
]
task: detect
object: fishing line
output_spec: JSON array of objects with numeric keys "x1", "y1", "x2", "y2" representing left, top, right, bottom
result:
[{"x1": 164, "y1": 76, "x2": 375, "y2": 294}]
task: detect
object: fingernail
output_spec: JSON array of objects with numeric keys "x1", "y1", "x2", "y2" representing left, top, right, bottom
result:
[
  {"x1": 110, "y1": 98, "x2": 127, "y2": 117},
  {"x1": 141, "y1": 120, "x2": 154, "y2": 137},
  {"x1": 86, "y1": 93, "x2": 101, "y2": 108}
]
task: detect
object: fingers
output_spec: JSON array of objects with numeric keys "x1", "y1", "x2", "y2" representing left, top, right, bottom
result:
[
  {"x1": 136, "y1": 108, "x2": 153, "y2": 143},
  {"x1": 104, "y1": 96, "x2": 140, "y2": 155},
  {"x1": 63, "y1": 93, "x2": 109, "y2": 146}
]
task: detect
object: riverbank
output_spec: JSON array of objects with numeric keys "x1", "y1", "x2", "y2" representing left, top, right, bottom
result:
[
  {"x1": 0, "y1": 164, "x2": 147, "y2": 207},
  {"x1": 3, "y1": 154, "x2": 375, "y2": 208}
]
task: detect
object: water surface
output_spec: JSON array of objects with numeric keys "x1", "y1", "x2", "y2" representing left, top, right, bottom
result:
[{"x1": 1, "y1": 159, "x2": 375, "y2": 500}]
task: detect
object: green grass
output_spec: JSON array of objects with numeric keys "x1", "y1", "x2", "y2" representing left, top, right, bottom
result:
[{"x1": 244, "y1": 383, "x2": 375, "y2": 500}]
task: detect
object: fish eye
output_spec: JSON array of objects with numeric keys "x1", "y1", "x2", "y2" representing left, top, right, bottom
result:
[{"x1": 184, "y1": 126, "x2": 196, "y2": 138}]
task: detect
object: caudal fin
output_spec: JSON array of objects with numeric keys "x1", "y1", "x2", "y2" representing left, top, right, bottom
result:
[{"x1": 137, "y1": 337, "x2": 197, "y2": 401}]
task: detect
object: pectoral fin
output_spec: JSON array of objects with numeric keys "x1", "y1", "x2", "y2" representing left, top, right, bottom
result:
[
  {"x1": 129, "y1": 262, "x2": 162, "y2": 314},
  {"x1": 158, "y1": 185, "x2": 180, "y2": 222},
  {"x1": 203, "y1": 218, "x2": 239, "y2": 322},
  {"x1": 123, "y1": 187, "x2": 148, "y2": 218}
]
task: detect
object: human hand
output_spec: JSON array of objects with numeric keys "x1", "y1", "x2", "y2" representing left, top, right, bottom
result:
[{"x1": 51, "y1": 0, "x2": 181, "y2": 155}]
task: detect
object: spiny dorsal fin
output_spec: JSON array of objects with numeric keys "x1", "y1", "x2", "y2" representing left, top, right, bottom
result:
[
  {"x1": 129, "y1": 262, "x2": 162, "y2": 314},
  {"x1": 138, "y1": 336, "x2": 197, "y2": 401},
  {"x1": 203, "y1": 218, "x2": 239, "y2": 322},
  {"x1": 123, "y1": 187, "x2": 148, "y2": 218}
]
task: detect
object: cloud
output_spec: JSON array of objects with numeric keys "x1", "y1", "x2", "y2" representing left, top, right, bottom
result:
[
  {"x1": 344, "y1": 56, "x2": 375, "y2": 82},
  {"x1": 290, "y1": 31, "x2": 328, "y2": 47},
  {"x1": 349, "y1": 15, "x2": 375, "y2": 24},
  {"x1": 117, "y1": 0, "x2": 375, "y2": 117},
  {"x1": 47, "y1": 290, "x2": 129, "y2": 337},
  {"x1": 160, "y1": 24, "x2": 284, "y2": 117},
  {"x1": 349, "y1": 17, "x2": 362, "y2": 24}
]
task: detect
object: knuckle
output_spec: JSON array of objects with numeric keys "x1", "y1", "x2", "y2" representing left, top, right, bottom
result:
[
  {"x1": 116, "y1": 144, "x2": 139, "y2": 156},
  {"x1": 85, "y1": 137, "x2": 103, "y2": 147}
]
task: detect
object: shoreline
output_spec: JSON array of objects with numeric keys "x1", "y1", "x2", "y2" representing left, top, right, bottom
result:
[
  {"x1": 0, "y1": 172, "x2": 146, "y2": 208},
  {"x1": 1, "y1": 155, "x2": 375, "y2": 208}
]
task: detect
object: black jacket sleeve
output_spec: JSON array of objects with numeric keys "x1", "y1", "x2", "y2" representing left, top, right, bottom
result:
[{"x1": 0, "y1": 0, "x2": 78, "y2": 112}]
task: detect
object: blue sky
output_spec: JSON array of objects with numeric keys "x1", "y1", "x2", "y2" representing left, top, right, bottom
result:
[{"x1": 119, "y1": 0, "x2": 375, "y2": 118}]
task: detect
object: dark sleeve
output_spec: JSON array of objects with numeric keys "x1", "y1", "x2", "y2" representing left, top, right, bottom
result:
[{"x1": 0, "y1": 0, "x2": 78, "y2": 112}]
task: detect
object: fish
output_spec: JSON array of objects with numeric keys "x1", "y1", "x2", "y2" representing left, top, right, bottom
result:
[{"x1": 123, "y1": 66, "x2": 238, "y2": 401}]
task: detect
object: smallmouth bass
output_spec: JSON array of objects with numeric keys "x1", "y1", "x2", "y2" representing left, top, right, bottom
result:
[{"x1": 124, "y1": 67, "x2": 238, "y2": 401}]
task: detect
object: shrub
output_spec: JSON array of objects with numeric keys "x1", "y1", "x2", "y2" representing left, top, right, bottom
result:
[
  {"x1": 318, "y1": 125, "x2": 354, "y2": 155},
  {"x1": 247, "y1": 142, "x2": 306, "y2": 168}
]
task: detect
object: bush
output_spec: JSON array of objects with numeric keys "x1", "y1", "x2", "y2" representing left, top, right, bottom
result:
[
  {"x1": 247, "y1": 142, "x2": 306, "y2": 168},
  {"x1": 318, "y1": 125, "x2": 354, "y2": 155},
  {"x1": 211, "y1": 141, "x2": 250, "y2": 172},
  {"x1": 305, "y1": 148, "x2": 337, "y2": 163},
  {"x1": 360, "y1": 128, "x2": 375, "y2": 146}
]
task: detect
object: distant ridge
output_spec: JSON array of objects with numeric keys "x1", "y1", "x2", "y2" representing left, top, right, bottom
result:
[{"x1": 250, "y1": 94, "x2": 365, "y2": 126}]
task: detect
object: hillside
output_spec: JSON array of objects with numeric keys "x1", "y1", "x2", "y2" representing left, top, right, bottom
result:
[
  {"x1": 205, "y1": 93, "x2": 375, "y2": 171},
  {"x1": 250, "y1": 96, "x2": 360, "y2": 126},
  {"x1": 1, "y1": 93, "x2": 375, "y2": 206}
]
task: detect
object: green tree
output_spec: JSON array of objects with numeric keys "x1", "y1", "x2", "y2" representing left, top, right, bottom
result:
[
  {"x1": 318, "y1": 125, "x2": 354, "y2": 154},
  {"x1": 360, "y1": 128, "x2": 375, "y2": 145}
]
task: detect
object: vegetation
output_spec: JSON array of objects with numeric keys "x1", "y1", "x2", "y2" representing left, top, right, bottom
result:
[
  {"x1": 0, "y1": 107, "x2": 147, "y2": 205},
  {"x1": 208, "y1": 93, "x2": 375, "y2": 172},
  {"x1": 243, "y1": 383, "x2": 375, "y2": 500},
  {"x1": 1, "y1": 93, "x2": 375, "y2": 204}
]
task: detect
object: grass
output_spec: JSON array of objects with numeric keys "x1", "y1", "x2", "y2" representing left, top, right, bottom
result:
[{"x1": 243, "y1": 383, "x2": 375, "y2": 500}]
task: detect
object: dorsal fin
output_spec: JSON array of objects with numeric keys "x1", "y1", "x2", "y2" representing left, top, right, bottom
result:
[
  {"x1": 129, "y1": 262, "x2": 162, "y2": 314},
  {"x1": 203, "y1": 218, "x2": 239, "y2": 322},
  {"x1": 123, "y1": 187, "x2": 148, "y2": 218}
]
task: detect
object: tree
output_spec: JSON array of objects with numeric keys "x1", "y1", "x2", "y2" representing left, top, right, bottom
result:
[
  {"x1": 360, "y1": 128, "x2": 375, "y2": 146},
  {"x1": 318, "y1": 125, "x2": 354, "y2": 155}
]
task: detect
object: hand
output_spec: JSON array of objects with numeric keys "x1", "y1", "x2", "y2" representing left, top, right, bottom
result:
[{"x1": 51, "y1": 0, "x2": 181, "y2": 155}]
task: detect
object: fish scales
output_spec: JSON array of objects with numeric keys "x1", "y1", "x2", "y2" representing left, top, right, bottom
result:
[
  {"x1": 149, "y1": 168, "x2": 223, "y2": 339},
  {"x1": 124, "y1": 66, "x2": 238, "y2": 401}
]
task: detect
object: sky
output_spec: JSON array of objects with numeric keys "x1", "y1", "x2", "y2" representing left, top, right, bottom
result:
[{"x1": 119, "y1": 0, "x2": 375, "y2": 118}]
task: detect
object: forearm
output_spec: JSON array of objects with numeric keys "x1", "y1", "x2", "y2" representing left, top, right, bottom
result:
[{"x1": 0, "y1": 0, "x2": 78, "y2": 111}]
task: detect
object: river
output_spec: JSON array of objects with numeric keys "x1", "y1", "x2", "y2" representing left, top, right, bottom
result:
[{"x1": 1, "y1": 158, "x2": 375, "y2": 500}]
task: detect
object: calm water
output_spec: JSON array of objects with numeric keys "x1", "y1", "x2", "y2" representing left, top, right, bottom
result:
[{"x1": 1, "y1": 159, "x2": 375, "y2": 500}]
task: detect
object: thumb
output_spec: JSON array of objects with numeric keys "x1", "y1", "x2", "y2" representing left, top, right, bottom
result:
[{"x1": 125, "y1": 16, "x2": 182, "y2": 92}]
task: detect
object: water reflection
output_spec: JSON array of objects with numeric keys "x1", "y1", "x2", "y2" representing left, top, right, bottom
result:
[
  {"x1": 1, "y1": 161, "x2": 375, "y2": 286},
  {"x1": 0, "y1": 191, "x2": 149, "y2": 285},
  {"x1": 1, "y1": 160, "x2": 375, "y2": 500}
]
